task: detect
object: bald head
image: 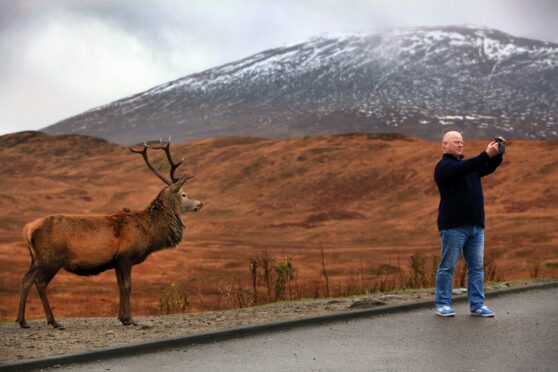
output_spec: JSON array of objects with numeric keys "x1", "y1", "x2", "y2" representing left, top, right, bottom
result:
[
  {"x1": 442, "y1": 131, "x2": 464, "y2": 156},
  {"x1": 442, "y1": 131, "x2": 462, "y2": 142}
]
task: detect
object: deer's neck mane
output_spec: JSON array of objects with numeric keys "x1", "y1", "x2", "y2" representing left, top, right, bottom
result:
[{"x1": 145, "y1": 192, "x2": 184, "y2": 248}]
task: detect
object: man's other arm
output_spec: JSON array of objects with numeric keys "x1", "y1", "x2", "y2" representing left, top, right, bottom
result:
[
  {"x1": 435, "y1": 151, "x2": 490, "y2": 183},
  {"x1": 478, "y1": 153, "x2": 503, "y2": 177}
]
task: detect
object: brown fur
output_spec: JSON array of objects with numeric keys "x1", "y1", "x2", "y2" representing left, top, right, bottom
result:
[{"x1": 16, "y1": 179, "x2": 202, "y2": 329}]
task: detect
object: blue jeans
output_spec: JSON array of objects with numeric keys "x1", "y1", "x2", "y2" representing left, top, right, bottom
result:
[{"x1": 435, "y1": 225, "x2": 485, "y2": 310}]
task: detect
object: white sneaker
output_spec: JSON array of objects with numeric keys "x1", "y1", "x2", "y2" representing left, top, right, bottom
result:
[{"x1": 436, "y1": 306, "x2": 456, "y2": 317}]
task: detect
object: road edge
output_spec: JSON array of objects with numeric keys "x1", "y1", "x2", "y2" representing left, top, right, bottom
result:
[{"x1": 2, "y1": 280, "x2": 557, "y2": 371}]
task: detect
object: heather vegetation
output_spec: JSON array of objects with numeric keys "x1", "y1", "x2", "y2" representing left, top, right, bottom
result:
[
  {"x1": 1, "y1": 132, "x2": 556, "y2": 320},
  {"x1": 158, "y1": 248, "x2": 515, "y2": 314}
]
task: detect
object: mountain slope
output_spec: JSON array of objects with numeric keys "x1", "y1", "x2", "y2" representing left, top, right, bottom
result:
[
  {"x1": 1, "y1": 132, "x2": 558, "y2": 318},
  {"x1": 43, "y1": 26, "x2": 558, "y2": 144}
]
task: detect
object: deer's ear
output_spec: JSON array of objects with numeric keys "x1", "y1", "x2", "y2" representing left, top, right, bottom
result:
[
  {"x1": 169, "y1": 179, "x2": 187, "y2": 193},
  {"x1": 169, "y1": 175, "x2": 193, "y2": 193}
]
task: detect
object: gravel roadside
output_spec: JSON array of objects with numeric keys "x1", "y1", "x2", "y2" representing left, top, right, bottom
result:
[{"x1": 0, "y1": 280, "x2": 549, "y2": 364}]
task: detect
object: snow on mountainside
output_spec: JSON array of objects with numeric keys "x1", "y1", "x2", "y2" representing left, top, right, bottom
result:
[{"x1": 42, "y1": 26, "x2": 558, "y2": 144}]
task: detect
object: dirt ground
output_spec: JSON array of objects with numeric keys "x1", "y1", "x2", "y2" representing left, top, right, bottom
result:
[{"x1": 0, "y1": 280, "x2": 548, "y2": 365}]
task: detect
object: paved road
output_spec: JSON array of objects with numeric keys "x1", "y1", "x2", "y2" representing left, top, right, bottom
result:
[{"x1": 60, "y1": 287, "x2": 558, "y2": 372}]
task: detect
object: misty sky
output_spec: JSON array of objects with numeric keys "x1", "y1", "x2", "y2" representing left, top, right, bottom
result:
[{"x1": 1, "y1": 0, "x2": 557, "y2": 136}]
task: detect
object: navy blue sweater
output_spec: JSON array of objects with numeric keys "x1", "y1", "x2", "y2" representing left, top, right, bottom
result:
[{"x1": 434, "y1": 151, "x2": 503, "y2": 231}]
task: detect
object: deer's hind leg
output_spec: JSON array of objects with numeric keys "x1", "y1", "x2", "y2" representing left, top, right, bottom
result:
[
  {"x1": 16, "y1": 263, "x2": 39, "y2": 328},
  {"x1": 34, "y1": 266, "x2": 64, "y2": 330}
]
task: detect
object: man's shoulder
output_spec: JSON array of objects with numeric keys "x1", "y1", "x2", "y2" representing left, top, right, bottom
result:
[{"x1": 435, "y1": 155, "x2": 455, "y2": 167}]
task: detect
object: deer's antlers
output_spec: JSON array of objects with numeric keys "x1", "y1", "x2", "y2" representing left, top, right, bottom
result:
[{"x1": 129, "y1": 138, "x2": 193, "y2": 185}]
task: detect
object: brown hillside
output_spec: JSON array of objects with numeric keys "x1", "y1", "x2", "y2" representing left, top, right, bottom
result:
[{"x1": 0, "y1": 131, "x2": 557, "y2": 320}]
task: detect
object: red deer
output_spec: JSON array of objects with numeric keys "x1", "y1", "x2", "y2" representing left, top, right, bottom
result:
[{"x1": 16, "y1": 140, "x2": 203, "y2": 329}]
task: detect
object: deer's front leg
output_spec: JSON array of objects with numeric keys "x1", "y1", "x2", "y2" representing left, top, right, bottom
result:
[
  {"x1": 115, "y1": 265, "x2": 125, "y2": 323},
  {"x1": 115, "y1": 262, "x2": 139, "y2": 326}
]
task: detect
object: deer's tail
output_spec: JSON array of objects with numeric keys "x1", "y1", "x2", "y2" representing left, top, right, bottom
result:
[{"x1": 22, "y1": 224, "x2": 37, "y2": 261}]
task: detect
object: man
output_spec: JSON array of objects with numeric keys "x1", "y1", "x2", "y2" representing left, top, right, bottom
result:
[{"x1": 434, "y1": 131, "x2": 505, "y2": 317}]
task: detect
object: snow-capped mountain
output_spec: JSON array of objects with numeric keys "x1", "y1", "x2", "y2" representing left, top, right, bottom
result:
[{"x1": 43, "y1": 26, "x2": 558, "y2": 144}]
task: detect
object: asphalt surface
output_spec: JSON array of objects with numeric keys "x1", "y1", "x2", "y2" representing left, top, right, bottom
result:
[{"x1": 54, "y1": 286, "x2": 558, "y2": 372}]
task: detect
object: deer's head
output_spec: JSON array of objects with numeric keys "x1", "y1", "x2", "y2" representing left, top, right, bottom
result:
[
  {"x1": 168, "y1": 179, "x2": 203, "y2": 213},
  {"x1": 130, "y1": 139, "x2": 203, "y2": 214}
]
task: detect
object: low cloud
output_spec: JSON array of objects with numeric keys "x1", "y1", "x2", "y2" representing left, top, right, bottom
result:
[{"x1": 1, "y1": 0, "x2": 557, "y2": 135}]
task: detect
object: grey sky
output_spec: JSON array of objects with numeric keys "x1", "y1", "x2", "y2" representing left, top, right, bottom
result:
[{"x1": 1, "y1": 0, "x2": 557, "y2": 136}]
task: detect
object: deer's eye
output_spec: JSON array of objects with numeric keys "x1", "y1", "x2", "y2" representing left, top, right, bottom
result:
[{"x1": 181, "y1": 193, "x2": 187, "y2": 198}]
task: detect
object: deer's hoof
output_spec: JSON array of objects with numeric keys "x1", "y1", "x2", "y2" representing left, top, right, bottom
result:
[
  {"x1": 48, "y1": 320, "x2": 65, "y2": 330},
  {"x1": 120, "y1": 318, "x2": 140, "y2": 327},
  {"x1": 18, "y1": 320, "x2": 30, "y2": 329}
]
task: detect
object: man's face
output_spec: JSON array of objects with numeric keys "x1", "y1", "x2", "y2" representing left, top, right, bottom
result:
[{"x1": 443, "y1": 133, "x2": 464, "y2": 156}]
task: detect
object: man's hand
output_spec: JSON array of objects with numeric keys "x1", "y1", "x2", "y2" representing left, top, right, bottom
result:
[
  {"x1": 495, "y1": 136, "x2": 507, "y2": 155},
  {"x1": 486, "y1": 141, "x2": 499, "y2": 157}
]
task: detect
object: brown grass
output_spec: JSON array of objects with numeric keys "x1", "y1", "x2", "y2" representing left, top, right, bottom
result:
[{"x1": 0, "y1": 131, "x2": 557, "y2": 319}]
